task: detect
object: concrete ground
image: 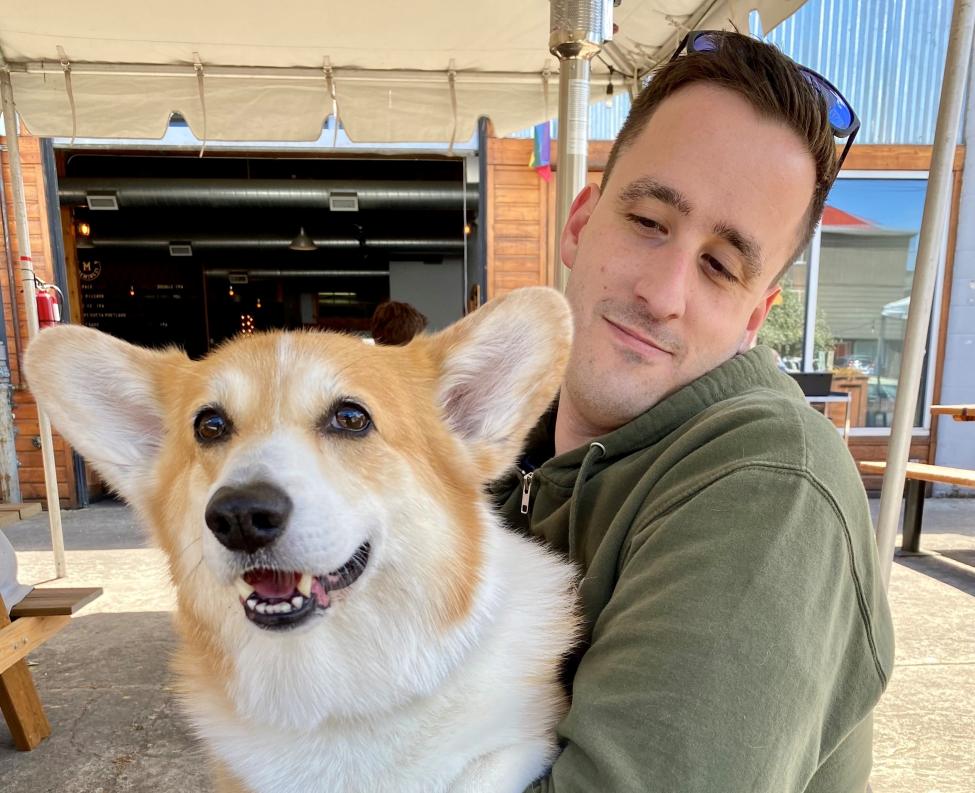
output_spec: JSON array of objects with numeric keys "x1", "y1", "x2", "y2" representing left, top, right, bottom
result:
[{"x1": 1, "y1": 497, "x2": 973, "y2": 792}]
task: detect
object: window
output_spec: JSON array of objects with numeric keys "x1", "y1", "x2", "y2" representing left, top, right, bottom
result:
[{"x1": 760, "y1": 174, "x2": 940, "y2": 432}]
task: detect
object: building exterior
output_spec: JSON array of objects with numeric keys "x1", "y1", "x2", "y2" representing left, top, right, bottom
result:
[{"x1": 1, "y1": 0, "x2": 971, "y2": 504}]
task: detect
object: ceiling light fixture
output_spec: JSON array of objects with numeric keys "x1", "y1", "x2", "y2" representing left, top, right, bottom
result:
[{"x1": 289, "y1": 227, "x2": 317, "y2": 251}]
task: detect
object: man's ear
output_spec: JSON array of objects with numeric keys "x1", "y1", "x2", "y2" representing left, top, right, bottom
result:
[
  {"x1": 739, "y1": 285, "x2": 782, "y2": 352},
  {"x1": 24, "y1": 326, "x2": 190, "y2": 501},
  {"x1": 559, "y1": 184, "x2": 601, "y2": 271},
  {"x1": 423, "y1": 287, "x2": 572, "y2": 482}
]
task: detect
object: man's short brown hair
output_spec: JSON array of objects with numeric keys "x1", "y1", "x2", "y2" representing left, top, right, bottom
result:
[
  {"x1": 601, "y1": 32, "x2": 838, "y2": 280},
  {"x1": 370, "y1": 301, "x2": 429, "y2": 345}
]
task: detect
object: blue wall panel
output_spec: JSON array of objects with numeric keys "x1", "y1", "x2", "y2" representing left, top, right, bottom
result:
[{"x1": 512, "y1": 0, "x2": 954, "y2": 144}]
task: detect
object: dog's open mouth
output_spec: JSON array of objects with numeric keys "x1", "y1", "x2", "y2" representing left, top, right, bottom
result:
[{"x1": 234, "y1": 542, "x2": 371, "y2": 630}]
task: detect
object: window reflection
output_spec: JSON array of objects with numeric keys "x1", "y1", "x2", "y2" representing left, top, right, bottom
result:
[{"x1": 759, "y1": 177, "x2": 932, "y2": 430}]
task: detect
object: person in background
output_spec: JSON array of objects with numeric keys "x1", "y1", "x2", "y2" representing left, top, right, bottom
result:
[{"x1": 370, "y1": 300, "x2": 428, "y2": 345}]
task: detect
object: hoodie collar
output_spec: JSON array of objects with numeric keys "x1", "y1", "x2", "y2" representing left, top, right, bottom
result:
[{"x1": 532, "y1": 345, "x2": 800, "y2": 487}]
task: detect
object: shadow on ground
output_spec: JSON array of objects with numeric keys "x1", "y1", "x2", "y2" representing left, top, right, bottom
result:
[
  {"x1": 895, "y1": 550, "x2": 975, "y2": 597},
  {"x1": 3, "y1": 500, "x2": 151, "y2": 553}
]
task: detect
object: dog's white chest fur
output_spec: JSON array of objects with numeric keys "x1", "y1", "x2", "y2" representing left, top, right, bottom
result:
[{"x1": 185, "y1": 528, "x2": 577, "y2": 793}]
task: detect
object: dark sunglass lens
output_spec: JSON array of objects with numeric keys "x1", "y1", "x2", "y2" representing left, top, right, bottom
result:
[
  {"x1": 803, "y1": 71, "x2": 854, "y2": 132},
  {"x1": 827, "y1": 96, "x2": 854, "y2": 131},
  {"x1": 693, "y1": 32, "x2": 722, "y2": 53}
]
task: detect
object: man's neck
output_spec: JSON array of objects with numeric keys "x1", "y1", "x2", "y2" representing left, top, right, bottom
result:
[{"x1": 554, "y1": 389, "x2": 616, "y2": 456}]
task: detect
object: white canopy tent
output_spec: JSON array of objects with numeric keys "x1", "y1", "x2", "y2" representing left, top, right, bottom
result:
[
  {"x1": 0, "y1": 0, "x2": 809, "y2": 577},
  {"x1": 0, "y1": 0, "x2": 972, "y2": 593},
  {"x1": 1, "y1": 0, "x2": 803, "y2": 143}
]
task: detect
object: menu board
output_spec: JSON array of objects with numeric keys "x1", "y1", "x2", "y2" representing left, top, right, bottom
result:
[{"x1": 78, "y1": 257, "x2": 207, "y2": 357}]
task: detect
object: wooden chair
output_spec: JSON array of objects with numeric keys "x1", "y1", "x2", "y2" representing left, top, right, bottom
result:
[{"x1": 0, "y1": 587, "x2": 101, "y2": 750}]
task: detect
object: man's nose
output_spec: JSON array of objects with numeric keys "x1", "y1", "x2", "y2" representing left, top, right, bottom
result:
[
  {"x1": 633, "y1": 247, "x2": 694, "y2": 321},
  {"x1": 205, "y1": 482, "x2": 292, "y2": 554}
]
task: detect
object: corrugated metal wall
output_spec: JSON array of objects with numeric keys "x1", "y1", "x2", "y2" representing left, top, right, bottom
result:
[
  {"x1": 512, "y1": 0, "x2": 952, "y2": 144},
  {"x1": 767, "y1": 0, "x2": 952, "y2": 144}
]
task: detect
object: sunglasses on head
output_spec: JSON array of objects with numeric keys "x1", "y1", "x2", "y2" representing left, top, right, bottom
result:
[{"x1": 670, "y1": 30, "x2": 860, "y2": 176}]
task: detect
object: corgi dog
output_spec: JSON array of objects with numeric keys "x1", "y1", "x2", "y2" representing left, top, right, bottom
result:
[{"x1": 25, "y1": 287, "x2": 578, "y2": 793}]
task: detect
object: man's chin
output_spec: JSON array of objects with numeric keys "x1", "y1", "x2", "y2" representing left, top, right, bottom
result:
[{"x1": 567, "y1": 368, "x2": 670, "y2": 432}]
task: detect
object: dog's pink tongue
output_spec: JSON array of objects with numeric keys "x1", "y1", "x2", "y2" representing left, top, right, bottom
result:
[
  {"x1": 312, "y1": 577, "x2": 330, "y2": 609},
  {"x1": 243, "y1": 569, "x2": 298, "y2": 599}
]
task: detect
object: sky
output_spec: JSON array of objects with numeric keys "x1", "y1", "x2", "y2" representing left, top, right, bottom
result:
[{"x1": 827, "y1": 177, "x2": 928, "y2": 268}]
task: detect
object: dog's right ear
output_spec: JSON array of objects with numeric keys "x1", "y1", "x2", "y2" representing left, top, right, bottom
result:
[
  {"x1": 25, "y1": 326, "x2": 188, "y2": 499},
  {"x1": 424, "y1": 287, "x2": 572, "y2": 481}
]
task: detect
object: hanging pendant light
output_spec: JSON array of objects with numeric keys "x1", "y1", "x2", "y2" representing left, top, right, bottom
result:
[{"x1": 289, "y1": 226, "x2": 317, "y2": 251}]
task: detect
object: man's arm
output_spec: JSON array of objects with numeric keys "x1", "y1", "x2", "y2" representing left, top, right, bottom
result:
[{"x1": 526, "y1": 466, "x2": 889, "y2": 792}]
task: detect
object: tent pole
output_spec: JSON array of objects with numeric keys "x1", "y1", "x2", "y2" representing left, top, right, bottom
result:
[
  {"x1": 874, "y1": 0, "x2": 975, "y2": 589},
  {"x1": 0, "y1": 64, "x2": 67, "y2": 579},
  {"x1": 550, "y1": 0, "x2": 611, "y2": 291}
]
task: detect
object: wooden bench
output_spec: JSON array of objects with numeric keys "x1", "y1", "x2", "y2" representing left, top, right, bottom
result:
[
  {"x1": 859, "y1": 461, "x2": 975, "y2": 553},
  {"x1": 0, "y1": 587, "x2": 102, "y2": 750}
]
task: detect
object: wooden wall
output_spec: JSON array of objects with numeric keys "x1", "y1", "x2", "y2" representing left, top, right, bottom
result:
[
  {"x1": 484, "y1": 139, "x2": 552, "y2": 298},
  {"x1": 485, "y1": 140, "x2": 968, "y2": 485},
  {"x1": 0, "y1": 131, "x2": 77, "y2": 506}
]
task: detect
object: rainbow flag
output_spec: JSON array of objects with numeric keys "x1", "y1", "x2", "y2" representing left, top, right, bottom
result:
[{"x1": 530, "y1": 121, "x2": 552, "y2": 182}]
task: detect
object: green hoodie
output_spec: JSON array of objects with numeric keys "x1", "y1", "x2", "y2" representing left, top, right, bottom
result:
[{"x1": 492, "y1": 346, "x2": 894, "y2": 793}]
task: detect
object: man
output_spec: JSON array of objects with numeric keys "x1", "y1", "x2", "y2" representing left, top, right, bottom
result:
[{"x1": 493, "y1": 31, "x2": 894, "y2": 792}]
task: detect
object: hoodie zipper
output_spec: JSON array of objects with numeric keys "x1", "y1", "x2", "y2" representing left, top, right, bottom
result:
[{"x1": 520, "y1": 470, "x2": 535, "y2": 515}]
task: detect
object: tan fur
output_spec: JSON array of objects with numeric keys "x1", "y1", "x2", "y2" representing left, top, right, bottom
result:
[{"x1": 25, "y1": 287, "x2": 578, "y2": 793}]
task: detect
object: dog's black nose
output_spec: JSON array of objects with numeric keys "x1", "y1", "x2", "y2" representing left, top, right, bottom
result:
[{"x1": 205, "y1": 483, "x2": 292, "y2": 554}]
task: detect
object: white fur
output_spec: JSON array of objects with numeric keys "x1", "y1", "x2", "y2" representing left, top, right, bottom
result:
[{"x1": 25, "y1": 287, "x2": 577, "y2": 793}]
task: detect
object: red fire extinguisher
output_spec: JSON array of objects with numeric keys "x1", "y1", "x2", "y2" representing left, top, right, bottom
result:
[{"x1": 35, "y1": 280, "x2": 64, "y2": 329}]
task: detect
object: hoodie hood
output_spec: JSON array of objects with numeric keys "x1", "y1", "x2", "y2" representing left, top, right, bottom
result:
[{"x1": 517, "y1": 345, "x2": 805, "y2": 490}]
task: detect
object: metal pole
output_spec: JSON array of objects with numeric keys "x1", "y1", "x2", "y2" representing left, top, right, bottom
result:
[
  {"x1": 875, "y1": 0, "x2": 975, "y2": 588},
  {"x1": 550, "y1": 0, "x2": 612, "y2": 291},
  {"x1": 554, "y1": 58, "x2": 592, "y2": 291},
  {"x1": 0, "y1": 65, "x2": 66, "y2": 578}
]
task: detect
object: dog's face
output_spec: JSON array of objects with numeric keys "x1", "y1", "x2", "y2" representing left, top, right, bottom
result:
[{"x1": 25, "y1": 288, "x2": 571, "y2": 726}]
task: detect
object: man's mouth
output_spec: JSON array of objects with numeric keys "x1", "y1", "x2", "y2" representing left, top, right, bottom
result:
[
  {"x1": 604, "y1": 317, "x2": 672, "y2": 357},
  {"x1": 233, "y1": 541, "x2": 371, "y2": 630}
]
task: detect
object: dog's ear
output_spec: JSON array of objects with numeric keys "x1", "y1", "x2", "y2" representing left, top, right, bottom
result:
[
  {"x1": 25, "y1": 326, "x2": 189, "y2": 500},
  {"x1": 425, "y1": 287, "x2": 572, "y2": 481}
]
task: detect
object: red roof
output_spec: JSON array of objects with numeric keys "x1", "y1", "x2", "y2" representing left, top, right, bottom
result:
[{"x1": 822, "y1": 206, "x2": 873, "y2": 227}]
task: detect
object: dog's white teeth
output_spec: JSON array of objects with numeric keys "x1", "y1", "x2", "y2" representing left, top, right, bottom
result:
[
  {"x1": 246, "y1": 596, "x2": 258, "y2": 609},
  {"x1": 297, "y1": 574, "x2": 312, "y2": 597},
  {"x1": 291, "y1": 596, "x2": 304, "y2": 608},
  {"x1": 256, "y1": 602, "x2": 268, "y2": 614},
  {"x1": 235, "y1": 578, "x2": 255, "y2": 600}
]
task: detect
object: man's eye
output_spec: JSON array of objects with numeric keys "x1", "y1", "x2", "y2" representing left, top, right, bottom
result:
[
  {"x1": 627, "y1": 214, "x2": 665, "y2": 233},
  {"x1": 704, "y1": 255, "x2": 737, "y2": 283},
  {"x1": 327, "y1": 402, "x2": 373, "y2": 435},
  {"x1": 194, "y1": 407, "x2": 232, "y2": 443}
]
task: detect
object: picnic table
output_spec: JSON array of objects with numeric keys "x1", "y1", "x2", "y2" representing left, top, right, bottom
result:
[
  {"x1": 859, "y1": 403, "x2": 975, "y2": 553},
  {"x1": 929, "y1": 404, "x2": 975, "y2": 421}
]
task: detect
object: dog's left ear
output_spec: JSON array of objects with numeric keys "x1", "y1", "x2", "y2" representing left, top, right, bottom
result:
[{"x1": 425, "y1": 287, "x2": 572, "y2": 481}]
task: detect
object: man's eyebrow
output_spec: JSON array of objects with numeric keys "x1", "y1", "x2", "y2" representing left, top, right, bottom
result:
[
  {"x1": 618, "y1": 176, "x2": 764, "y2": 283},
  {"x1": 617, "y1": 177, "x2": 692, "y2": 215},
  {"x1": 713, "y1": 221, "x2": 763, "y2": 283}
]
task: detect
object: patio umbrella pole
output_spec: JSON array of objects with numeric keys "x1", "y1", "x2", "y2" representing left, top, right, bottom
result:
[
  {"x1": 0, "y1": 64, "x2": 67, "y2": 579},
  {"x1": 550, "y1": 0, "x2": 611, "y2": 291},
  {"x1": 874, "y1": 0, "x2": 975, "y2": 589}
]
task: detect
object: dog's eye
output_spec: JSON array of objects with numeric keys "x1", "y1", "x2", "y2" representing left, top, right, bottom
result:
[
  {"x1": 329, "y1": 402, "x2": 372, "y2": 434},
  {"x1": 194, "y1": 407, "x2": 232, "y2": 443}
]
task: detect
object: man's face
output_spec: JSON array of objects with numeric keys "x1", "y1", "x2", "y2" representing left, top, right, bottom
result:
[{"x1": 560, "y1": 83, "x2": 816, "y2": 436}]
